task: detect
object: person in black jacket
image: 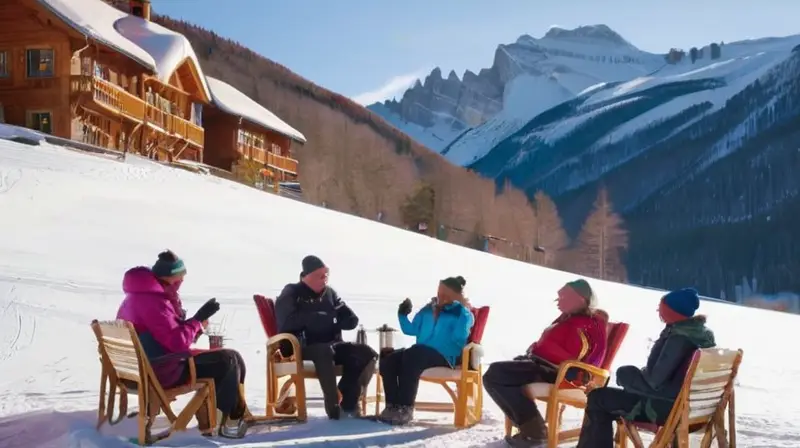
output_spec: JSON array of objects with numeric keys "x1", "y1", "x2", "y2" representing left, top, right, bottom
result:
[
  {"x1": 575, "y1": 288, "x2": 716, "y2": 448},
  {"x1": 275, "y1": 255, "x2": 377, "y2": 420}
]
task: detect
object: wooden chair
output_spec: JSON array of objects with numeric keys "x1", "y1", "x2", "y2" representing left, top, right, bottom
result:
[
  {"x1": 372, "y1": 306, "x2": 491, "y2": 428},
  {"x1": 91, "y1": 319, "x2": 217, "y2": 445},
  {"x1": 616, "y1": 347, "x2": 743, "y2": 448},
  {"x1": 505, "y1": 321, "x2": 631, "y2": 448},
  {"x1": 253, "y1": 295, "x2": 369, "y2": 422}
]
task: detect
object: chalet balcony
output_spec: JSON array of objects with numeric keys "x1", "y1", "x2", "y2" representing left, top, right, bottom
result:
[
  {"x1": 240, "y1": 144, "x2": 298, "y2": 175},
  {"x1": 70, "y1": 75, "x2": 204, "y2": 147}
]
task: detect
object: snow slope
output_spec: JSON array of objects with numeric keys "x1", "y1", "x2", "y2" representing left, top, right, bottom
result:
[{"x1": 0, "y1": 136, "x2": 798, "y2": 447}]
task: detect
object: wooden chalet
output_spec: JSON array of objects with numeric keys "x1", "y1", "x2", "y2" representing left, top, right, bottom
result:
[
  {"x1": 0, "y1": 0, "x2": 210, "y2": 161},
  {"x1": 202, "y1": 76, "x2": 306, "y2": 183}
]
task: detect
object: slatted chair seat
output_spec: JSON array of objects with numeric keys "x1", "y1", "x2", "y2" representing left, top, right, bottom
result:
[
  {"x1": 616, "y1": 347, "x2": 743, "y2": 448},
  {"x1": 91, "y1": 319, "x2": 217, "y2": 446},
  {"x1": 505, "y1": 320, "x2": 631, "y2": 448}
]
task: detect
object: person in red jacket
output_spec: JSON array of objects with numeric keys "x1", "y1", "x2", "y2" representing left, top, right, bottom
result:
[{"x1": 483, "y1": 279, "x2": 608, "y2": 447}]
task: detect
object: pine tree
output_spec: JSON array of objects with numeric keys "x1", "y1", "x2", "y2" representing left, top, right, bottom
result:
[
  {"x1": 400, "y1": 182, "x2": 435, "y2": 233},
  {"x1": 532, "y1": 190, "x2": 569, "y2": 267},
  {"x1": 571, "y1": 187, "x2": 629, "y2": 281}
]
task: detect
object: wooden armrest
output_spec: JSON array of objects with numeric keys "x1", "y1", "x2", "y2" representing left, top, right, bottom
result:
[
  {"x1": 459, "y1": 342, "x2": 481, "y2": 371},
  {"x1": 553, "y1": 360, "x2": 610, "y2": 390},
  {"x1": 266, "y1": 333, "x2": 303, "y2": 359}
]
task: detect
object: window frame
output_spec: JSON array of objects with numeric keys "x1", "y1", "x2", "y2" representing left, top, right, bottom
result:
[
  {"x1": 0, "y1": 50, "x2": 9, "y2": 78},
  {"x1": 27, "y1": 110, "x2": 54, "y2": 134},
  {"x1": 25, "y1": 47, "x2": 55, "y2": 79}
]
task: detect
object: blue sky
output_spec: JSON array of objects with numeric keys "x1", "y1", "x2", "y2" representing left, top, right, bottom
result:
[{"x1": 154, "y1": 0, "x2": 798, "y2": 105}]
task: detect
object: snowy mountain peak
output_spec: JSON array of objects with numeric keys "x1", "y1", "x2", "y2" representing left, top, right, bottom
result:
[
  {"x1": 542, "y1": 24, "x2": 631, "y2": 46},
  {"x1": 369, "y1": 25, "x2": 659, "y2": 152}
]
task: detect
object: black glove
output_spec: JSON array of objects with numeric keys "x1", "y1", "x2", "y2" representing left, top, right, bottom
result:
[
  {"x1": 193, "y1": 298, "x2": 220, "y2": 322},
  {"x1": 398, "y1": 298, "x2": 412, "y2": 316},
  {"x1": 513, "y1": 355, "x2": 529, "y2": 361}
]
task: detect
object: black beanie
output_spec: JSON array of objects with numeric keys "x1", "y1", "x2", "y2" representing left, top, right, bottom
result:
[
  {"x1": 440, "y1": 276, "x2": 466, "y2": 294},
  {"x1": 300, "y1": 255, "x2": 326, "y2": 277},
  {"x1": 152, "y1": 250, "x2": 186, "y2": 278}
]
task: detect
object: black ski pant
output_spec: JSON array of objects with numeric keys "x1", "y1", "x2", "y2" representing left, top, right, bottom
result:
[
  {"x1": 303, "y1": 342, "x2": 377, "y2": 411},
  {"x1": 181, "y1": 348, "x2": 247, "y2": 419},
  {"x1": 482, "y1": 359, "x2": 557, "y2": 427},
  {"x1": 379, "y1": 344, "x2": 451, "y2": 407},
  {"x1": 576, "y1": 387, "x2": 674, "y2": 448}
]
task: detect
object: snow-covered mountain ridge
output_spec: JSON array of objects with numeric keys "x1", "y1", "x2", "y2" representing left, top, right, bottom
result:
[
  {"x1": 369, "y1": 25, "x2": 665, "y2": 156},
  {"x1": 372, "y1": 27, "x2": 800, "y2": 295}
]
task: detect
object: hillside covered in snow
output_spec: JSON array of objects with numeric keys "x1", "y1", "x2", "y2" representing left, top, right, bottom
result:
[
  {"x1": 371, "y1": 26, "x2": 800, "y2": 297},
  {"x1": 0, "y1": 136, "x2": 799, "y2": 447}
]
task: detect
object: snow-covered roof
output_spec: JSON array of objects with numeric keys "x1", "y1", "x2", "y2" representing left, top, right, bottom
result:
[
  {"x1": 206, "y1": 76, "x2": 306, "y2": 144},
  {"x1": 38, "y1": 0, "x2": 211, "y2": 101},
  {"x1": 114, "y1": 15, "x2": 211, "y2": 100}
]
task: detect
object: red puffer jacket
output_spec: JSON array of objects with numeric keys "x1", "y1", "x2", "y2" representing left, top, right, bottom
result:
[{"x1": 528, "y1": 312, "x2": 607, "y2": 366}]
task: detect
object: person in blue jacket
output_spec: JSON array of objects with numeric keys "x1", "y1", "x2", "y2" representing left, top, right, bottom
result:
[{"x1": 378, "y1": 276, "x2": 475, "y2": 425}]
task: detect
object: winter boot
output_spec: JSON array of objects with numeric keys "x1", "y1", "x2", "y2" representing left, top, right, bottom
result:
[
  {"x1": 217, "y1": 410, "x2": 249, "y2": 439},
  {"x1": 505, "y1": 413, "x2": 548, "y2": 447},
  {"x1": 391, "y1": 405, "x2": 414, "y2": 426},
  {"x1": 378, "y1": 403, "x2": 401, "y2": 423}
]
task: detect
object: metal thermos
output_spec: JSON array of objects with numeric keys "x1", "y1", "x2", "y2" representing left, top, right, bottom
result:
[
  {"x1": 376, "y1": 324, "x2": 397, "y2": 358},
  {"x1": 356, "y1": 324, "x2": 367, "y2": 345}
]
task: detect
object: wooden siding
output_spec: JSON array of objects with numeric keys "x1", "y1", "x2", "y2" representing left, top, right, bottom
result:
[
  {"x1": 0, "y1": 1, "x2": 74, "y2": 136},
  {"x1": 202, "y1": 103, "x2": 299, "y2": 178}
]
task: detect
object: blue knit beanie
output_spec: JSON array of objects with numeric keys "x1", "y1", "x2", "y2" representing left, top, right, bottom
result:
[{"x1": 662, "y1": 288, "x2": 700, "y2": 317}]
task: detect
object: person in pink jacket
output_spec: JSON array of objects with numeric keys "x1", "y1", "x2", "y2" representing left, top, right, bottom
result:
[{"x1": 116, "y1": 250, "x2": 248, "y2": 438}]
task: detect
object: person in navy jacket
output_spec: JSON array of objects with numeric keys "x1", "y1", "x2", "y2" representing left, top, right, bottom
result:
[{"x1": 378, "y1": 276, "x2": 475, "y2": 425}]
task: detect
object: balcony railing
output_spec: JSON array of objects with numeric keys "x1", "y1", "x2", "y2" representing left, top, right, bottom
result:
[
  {"x1": 239, "y1": 144, "x2": 298, "y2": 175},
  {"x1": 71, "y1": 75, "x2": 204, "y2": 147},
  {"x1": 145, "y1": 106, "x2": 204, "y2": 147},
  {"x1": 71, "y1": 75, "x2": 145, "y2": 119}
]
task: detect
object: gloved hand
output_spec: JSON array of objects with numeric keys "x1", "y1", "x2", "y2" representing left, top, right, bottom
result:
[
  {"x1": 193, "y1": 298, "x2": 220, "y2": 322},
  {"x1": 513, "y1": 355, "x2": 530, "y2": 361},
  {"x1": 398, "y1": 298, "x2": 412, "y2": 316}
]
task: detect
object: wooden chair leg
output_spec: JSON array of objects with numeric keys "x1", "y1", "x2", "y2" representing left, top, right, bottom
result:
[
  {"x1": 505, "y1": 416, "x2": 514, "y2": 437},
  {"x1": 624, "y1": 421, "x2": 646, "y2": 448},
  {"x1": 615, "y1": 420, "x2": 628, "y2": 448},
  {"x1": 728, "y1": 391, "x2": 736, "y2": 448},
  {"x1": 452, "y1": 380, "x2": 468, "y2": 428},
  {"x1": 545, "y1": 401, "x2": 560, "y2": 448},
  {"x1": 96, "y1": 372, "x2": 108, "y2": 430},
  {"x1": 135, "y1": 390, "x2": 148, "y2": 446},
  {"x1": 172, "y1": 387, "x2": 211, "y2": 432},
  {"x1": 295, "y1": 375, "x2": 308, "y2": 421},
  {"x1": 374, "y1": 373, "x2": 383, "y2": 416}
]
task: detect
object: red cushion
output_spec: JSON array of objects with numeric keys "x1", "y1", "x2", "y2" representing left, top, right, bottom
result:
[
  {"x1": 253, "y1": 295, "x2": 278, "y2": 337},
  {"x1": 468, "y1": 306, "x2": 490, "y2": 344}
]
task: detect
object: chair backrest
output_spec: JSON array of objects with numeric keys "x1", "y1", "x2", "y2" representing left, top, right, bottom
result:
[
  {"x1": 679, "y1": 348, "x2": 742, "y2": 423},
  {"x1": 468, "y1": 306, "x2": 490, "y2": 344},
  {"x1": 91, "y1": 319, "x2": 146, "y2": 384},
  {"x1": 253, "y1": 295, "x2": 278, "y2": 337},
  {"x1": 600, "y1": 321, "x2": 630, "y2": 370}
]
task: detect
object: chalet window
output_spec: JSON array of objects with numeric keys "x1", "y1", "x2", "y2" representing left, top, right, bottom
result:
[
  {"x1": 28, "y1": 111, "x2": 53, "y2": 134},
  {"x1": 26, "y1": 49, "x2": 54, "y2": 78},
  {"x1": 0, "y1": 52, "x2": 8, "y2": 78}
]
